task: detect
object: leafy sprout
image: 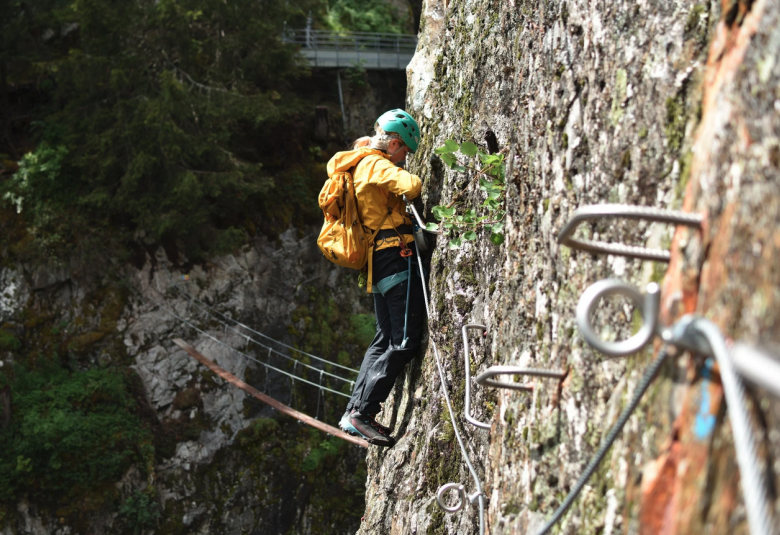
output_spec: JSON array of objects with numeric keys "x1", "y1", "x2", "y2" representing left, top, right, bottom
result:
[{"x1": 430, "y1": 140, "x2": 506, "y2": 248}]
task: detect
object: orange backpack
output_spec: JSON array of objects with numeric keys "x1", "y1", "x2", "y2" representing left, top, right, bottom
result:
[{"x1": 317, "y1": 150, "x2": 391, "y2": 271}]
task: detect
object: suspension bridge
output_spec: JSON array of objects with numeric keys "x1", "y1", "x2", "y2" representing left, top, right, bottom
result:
[
  {"x1": 144, "y1": 274, "x2": 369, "y2": 448},
  {"x1": 284, "y1": 29, "x2": 418, "y2": 70}
]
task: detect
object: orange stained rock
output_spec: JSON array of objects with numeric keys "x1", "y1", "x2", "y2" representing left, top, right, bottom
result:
[{"x1": 646, "y1": 0, "x2": 768, "y2": 532}]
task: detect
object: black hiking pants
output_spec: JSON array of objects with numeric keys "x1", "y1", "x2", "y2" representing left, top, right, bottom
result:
[{"x1": 347, "y1": 245, "x2": 425, "y2": 416}]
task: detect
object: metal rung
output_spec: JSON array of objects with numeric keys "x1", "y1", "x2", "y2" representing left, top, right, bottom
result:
[
  {"x1": 474, "y1": 366, "x2": 567, "y2": 390},
  {"x1": 463, "y1": 324, "x2": 490, "y2": 429},
  {"x1": 557, "y1": 204, "x2": 703, "y2": 262}
]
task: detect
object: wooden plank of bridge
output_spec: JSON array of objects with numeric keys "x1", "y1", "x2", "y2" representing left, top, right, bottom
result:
[{"x1": 173, "y1": 338, "x2": 369, "y2": 448}]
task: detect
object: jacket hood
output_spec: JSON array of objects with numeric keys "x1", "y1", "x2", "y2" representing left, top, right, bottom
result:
[{"x1": 327, "y1": 148, "x2": 387, "y2": 177}]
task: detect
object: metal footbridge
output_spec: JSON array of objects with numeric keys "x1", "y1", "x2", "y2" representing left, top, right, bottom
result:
[{"x1": 284, "y1": 29, "x2": 417, "y2": 70}]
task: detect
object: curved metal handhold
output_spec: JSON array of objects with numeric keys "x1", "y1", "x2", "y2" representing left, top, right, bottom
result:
[
  {"x1": 403, "y1": 195, "x2": 442, "y2": 235},
  {"x1": 437, "y1": 483, "x2": 466, "y2": 513},
  {"x1": 475, "y1": 366, "x2": 565, "y2": 390},
  {"x1": 557, "y1": 204, "x2": 703, "y2": 262},
  {"x1": 576, "y1": 279, "x2": 660, "y2": 357},
  {"x1": 463, "y1": 324, "x2": 491, "y2": 429}
]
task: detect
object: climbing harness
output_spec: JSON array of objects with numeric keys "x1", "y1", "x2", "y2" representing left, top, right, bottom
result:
[
  {"x1": 401, "y1": 198, "x2": 485, "y2": 535},
  {"x1": 556, "y1": 204, "x2": 703, "y2": 262}
]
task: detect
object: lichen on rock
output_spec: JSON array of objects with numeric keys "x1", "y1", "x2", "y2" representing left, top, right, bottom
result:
[{"x1": 357, "y1": 0, "x2": 780, "y2": 534}]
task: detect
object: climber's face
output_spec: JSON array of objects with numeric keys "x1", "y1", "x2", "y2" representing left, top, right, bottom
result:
[{"x1": 387, "y1": 138, "x2": 410, "y2": 164}]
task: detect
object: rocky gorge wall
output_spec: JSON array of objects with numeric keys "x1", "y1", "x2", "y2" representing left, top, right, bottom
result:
[
  {"x1": 359, "y1": 0, "x2": 780, "y2": 534},
  {"x1": 0, "y1": 228, "x2": 373, "y2": 535}
]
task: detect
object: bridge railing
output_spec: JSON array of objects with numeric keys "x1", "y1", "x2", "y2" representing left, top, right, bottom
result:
[{"x1": 283, "y1": 29, "x2": 418, "y2": 53}]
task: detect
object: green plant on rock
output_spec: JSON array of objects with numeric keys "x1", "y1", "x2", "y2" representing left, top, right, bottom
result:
[
  {"x1": 0, "y1": 359, "x2": 154, "y2": 503},
  {"x1": 119, "y1": 488, "x2": 161, "y2": 534},
  {"x1": 431, "y1": 140, "x2": 506, "y2": 249}
]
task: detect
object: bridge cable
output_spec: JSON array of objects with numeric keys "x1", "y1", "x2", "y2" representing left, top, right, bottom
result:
[
  {"x1": 143, "y1": 292, "x2": 351, "y2": 398},
  {"x1": 167, "y1": 279, "x2": 359, "y2": 374}
]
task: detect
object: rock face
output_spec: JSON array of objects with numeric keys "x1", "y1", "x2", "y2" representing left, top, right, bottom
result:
[
  {"x1": 1, "y1": 229, "x2": 372, "y2": 535},
  {"x1": 359, "y1": 1, "x2": 780, "y2": 534}
]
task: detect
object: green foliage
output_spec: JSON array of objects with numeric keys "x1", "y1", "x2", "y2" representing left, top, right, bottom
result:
[
  {"x1": 431, "y1": 140, "x2": 506, "y2": 248},
  {"x1": 119, "y1": 488, "x2": 161, "y2": 534},
  {"x1": 348, "y1": 313, "x2": 375, "y2": 347},
  {"x1": 0, "y1": 360, "x2": 154, "y2": 503},
  {"x1": 1, "y1": 0, "x2": 321, "y2": 260},
  {"x1": 0, "y1": 329, "x2": 21, "y2": 351},
  {"x1": 301, "y1": 436, "x2": 342, "y2": 472},
  {"x1": 323, "y1": 0, "x2": 411, "y2": 33},
  {"x1": 344, "y1": 61, "x2": 368, "y2": 87}
]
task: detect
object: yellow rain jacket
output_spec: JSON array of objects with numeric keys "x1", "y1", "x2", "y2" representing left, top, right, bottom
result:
[{"x1": 326, "y1": 148, "x2": 423, "y2": 291}]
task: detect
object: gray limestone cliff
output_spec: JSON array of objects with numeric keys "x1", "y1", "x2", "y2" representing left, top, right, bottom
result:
[
  {"x1": 0, "y1": 229, "x2": 372, "y2": 535},
  {"x1": 358, "y1": 1, "x2": 780, "y2": 534}
]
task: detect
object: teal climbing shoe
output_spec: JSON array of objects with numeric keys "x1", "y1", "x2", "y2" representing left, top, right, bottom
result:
[{"x1": 339, "y1": 410, "x2": 360, "y2": 437}]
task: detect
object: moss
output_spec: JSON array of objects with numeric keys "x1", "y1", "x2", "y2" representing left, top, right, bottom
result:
[
  {"x1": 665, "y1": 96, "x2": 686, "y2": 152},
  {"x1": 454, "y1": 294, "x2": 471, "y2": 313},
  {"x1": 638, "y1": 126, "x2": 648, "y2": 139},
  {"x1": 610, "y1": 69, "x2": 628, "y2": 126},
  {"x1": 555, "y1": 63, "x2": 566, "y2": 80},
  {"x1": 172, "y1": 387, "x2": 201, "y2": 411},
  {"x1": 617, "y1": 149, "x2": 632, "y2": 180},
  {"x1": 460, "y1": 265, "x2": 477, "y2": 287},
  {"x1": 675, "y1": 149, "x2": 693, "y2": 203},
  {"x1": 685, "y1": 3, "x2": 707, "y2": 35},
  {"x1": 562, "y1": 132, "x2": 568, "y2": 149},
  {"x1": 425, "y1": 504, "x2": 446, "y2": 535},
  {"x1": 67, "y1": 330, "x2": 106, "y2": 354}
]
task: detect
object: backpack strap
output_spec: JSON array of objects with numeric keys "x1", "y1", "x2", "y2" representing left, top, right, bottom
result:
[{"x1": 366, "y1": 208, "x2": 392, "y2": 293}]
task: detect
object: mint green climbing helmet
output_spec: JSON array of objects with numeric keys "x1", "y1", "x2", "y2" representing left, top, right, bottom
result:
[{"x1": 376, "y1": 109, "x2": 420, "y2": 153}]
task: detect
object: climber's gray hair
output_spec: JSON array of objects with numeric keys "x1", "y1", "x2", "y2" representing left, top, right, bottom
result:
[{"x1": 352, "y1": 127, "x2": 404, "y2": 150}]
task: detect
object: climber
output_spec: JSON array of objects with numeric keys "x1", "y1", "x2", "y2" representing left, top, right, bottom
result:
[{"x1": 334, "y1": 109, "x2": 426, "y2": 447}]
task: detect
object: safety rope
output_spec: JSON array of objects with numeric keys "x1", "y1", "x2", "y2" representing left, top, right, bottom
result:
[
  {"x1": 413, "y1": 247, "x2": 486, "y2": 535},
  {"x1": 535, "y1": 346, "x2": 670, "y2": 535},
  {"x1": 690, "y1": 321, "x2": 774, "y2": 535}
]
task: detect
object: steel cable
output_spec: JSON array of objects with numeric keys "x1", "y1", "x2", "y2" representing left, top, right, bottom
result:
[
  {"x1": 535, "y1": 346, "x2": 670, "y2": 535},
  {"x1": 159, "y1": 266, "x2": 359, "y2": 374},
  {"x1": 144, "y1": 293, "x2": 351, "y2": 398},
  {"x1": 413, "y1": 248, "x2": 486, "y2": 535},
  {"x1": 185, "y1": 297, "x2": 355, "y2": 386},
  {"x1": 690, "y1": 320, "x2": 774, "y2": 535}
]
